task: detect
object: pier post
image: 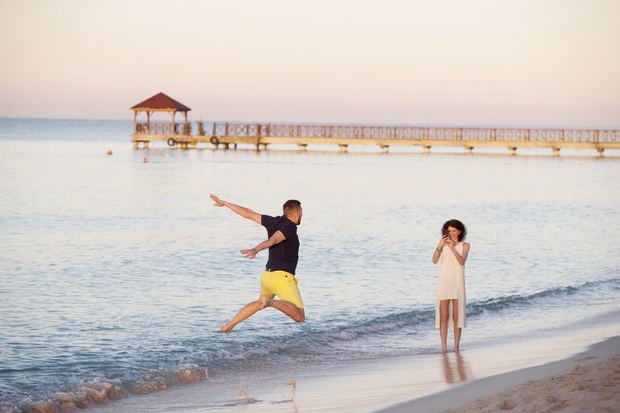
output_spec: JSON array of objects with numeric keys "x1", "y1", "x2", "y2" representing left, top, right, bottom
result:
[
  {"x1": 338, "y1": 144, "x2": 348, "y2": 153},
  {"x1": 553, "y1": 147, "x2": 561, "y2": 157},
  {"x1": 234, "y1": 143, "x2": 237, "y2": 150},
  {"x1": 424, "y1": 146, "x2": 431, "y2": 154},
  {"x1": 298, "y1": 143, "x2": 308, "y2": 151},
  {"x1": 466, "y1": 146, "x2": 474, "y2": 154},
  {"x1": 380, "y1": 145, "x2": 389, "y2": 153},
  {"x1": 509, "y1": 147, "x2": 517, "y2": 156},
  {"x1": 223, "y1": 143, "x2": 230, "y2": 150},
  {"x1": 597, "y1": 148, "x2": 605, "y2": 157}
]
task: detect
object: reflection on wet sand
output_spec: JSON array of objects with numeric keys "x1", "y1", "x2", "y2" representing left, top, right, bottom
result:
[{"x1": 441, "y1": 352, "x2": 471, "y2": 384}]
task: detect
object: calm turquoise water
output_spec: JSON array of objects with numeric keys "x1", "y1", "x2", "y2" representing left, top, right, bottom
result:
[{"x1": 0, "y1": 119, "x2": 619, "y2": 411}]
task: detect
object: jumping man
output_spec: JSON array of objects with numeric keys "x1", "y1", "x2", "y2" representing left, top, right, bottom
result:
[{"x1": 210, "y1": 194, "x2": 305, "y2": 332}]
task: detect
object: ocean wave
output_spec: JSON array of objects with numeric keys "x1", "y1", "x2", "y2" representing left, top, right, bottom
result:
[
  {"x1": 303, "y1": 279, "x2": 620, "y2": 349},
  {"x1": 2, "y1": 278, "x2": 616, "y2": 412},
  {"x1": 466, "y1": 278, "x2": 619, "y2": 316},
  {"x1": 203, "y1": 278, "x2": 620, "y2": 366},
  {"x1": 0, "y1": 364, "x2": 208, "y2": 413}
]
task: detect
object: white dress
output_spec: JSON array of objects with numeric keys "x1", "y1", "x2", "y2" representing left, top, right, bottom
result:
[{"x1": 435, "y1": 243, "x2": 467, "y2": 329}]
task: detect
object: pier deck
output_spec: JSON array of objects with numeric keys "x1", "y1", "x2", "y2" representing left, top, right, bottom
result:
[{"x1": 131, "y1": 122, "x2": 620, "y2": 156}]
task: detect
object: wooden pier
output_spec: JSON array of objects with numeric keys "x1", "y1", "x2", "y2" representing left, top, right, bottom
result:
[
  {"x1": 130, "y1": 93, "x2": 619, "y2": 156},
  {"x1": 132, "y1": 121, "x2": 620, "y2": 157}
]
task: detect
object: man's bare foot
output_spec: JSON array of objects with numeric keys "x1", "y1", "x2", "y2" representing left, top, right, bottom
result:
[{"x1": 220, "y1": 323, "x2": 234, "y2": 333}]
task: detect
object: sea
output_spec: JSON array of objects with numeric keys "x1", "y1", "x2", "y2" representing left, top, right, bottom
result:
[{"x1": 0, "y1": 118, "x2": 619, "y2": 412}]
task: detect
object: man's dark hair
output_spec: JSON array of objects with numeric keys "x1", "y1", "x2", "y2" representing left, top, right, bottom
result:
[{"x1": 283, "y1": 200, "x2": 301, "y2": 213}]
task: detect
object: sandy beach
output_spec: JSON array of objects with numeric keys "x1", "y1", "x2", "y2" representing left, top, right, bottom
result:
[
  {"x1": 377, "y1": 335, "x2": 620, "y2": 413},
  {"x1": 448, "y1": 352, "x2": 619, "y2": 413}
]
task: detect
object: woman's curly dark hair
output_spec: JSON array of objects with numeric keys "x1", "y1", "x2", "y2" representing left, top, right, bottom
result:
[{"x1": 442, "y1": 219, "x2": 467, "y2": 242}]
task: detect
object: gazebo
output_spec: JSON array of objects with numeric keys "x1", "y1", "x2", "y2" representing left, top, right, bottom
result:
[{"x1": 130, "y1": 92, "x2": 191, "y2": 136}]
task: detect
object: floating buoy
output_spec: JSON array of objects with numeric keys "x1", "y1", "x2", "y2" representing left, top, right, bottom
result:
[
  {"x1": 143, "y1": 158, "x2": 148, "y2": 163},
  {"x1": 107, "y1": 150, "x2": 113, "y2": 155}
]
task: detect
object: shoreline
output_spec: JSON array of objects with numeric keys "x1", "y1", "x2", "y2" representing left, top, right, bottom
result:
[
  {"x1": 376, "y1": 335, "x2": 620, "y2": 413},
  {"x1": 85, "y1": 322, "x2": 620, "y2": 412}
]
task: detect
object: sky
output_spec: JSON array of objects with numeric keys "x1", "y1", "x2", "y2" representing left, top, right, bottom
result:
[{"x1": 0, "y1": 0, "x2": 619, "y2": 127}]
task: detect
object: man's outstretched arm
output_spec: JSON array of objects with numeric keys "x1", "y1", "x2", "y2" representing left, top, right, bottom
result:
[{"x1": 210, "y1": 194, "x2": 261, "y2": 224}]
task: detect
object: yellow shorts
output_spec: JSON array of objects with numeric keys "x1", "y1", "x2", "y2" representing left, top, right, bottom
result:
[{"x1": 259, "y1": 270, "x2": 304, "y2": 309}]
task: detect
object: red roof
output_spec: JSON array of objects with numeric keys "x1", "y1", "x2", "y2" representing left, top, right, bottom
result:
[{"x1": 131, "y1": 92, "x2": 191, "y2": 111}]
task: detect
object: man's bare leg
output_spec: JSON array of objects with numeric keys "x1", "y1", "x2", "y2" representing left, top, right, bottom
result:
[
  {"x1": 269, "y1": 300, "x2": 305, "y2": 322},
  {"x1": 221, "y1": 297, "x2": 304, "y2": 332},
  {"x1": 221, "y1": 295, "x2": 270, "y2": 333}
]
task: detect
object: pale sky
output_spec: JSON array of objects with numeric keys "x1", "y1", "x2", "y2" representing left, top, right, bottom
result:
[{"x1": 1, "y1": 0, "x2": 619, "y2": 127}]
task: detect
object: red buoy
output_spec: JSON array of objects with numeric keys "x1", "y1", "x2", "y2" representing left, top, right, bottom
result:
[
  {"x1": 143, "y1": 158, "x2": 148, "y2": 163},
  {"x1": 107, "y1": 150, "x2": 113, "y2": 155}
]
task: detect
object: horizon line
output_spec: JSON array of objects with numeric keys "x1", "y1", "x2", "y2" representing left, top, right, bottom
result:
[{"x1": 0, "y1": 116, "x2": 618, "y2": 131}]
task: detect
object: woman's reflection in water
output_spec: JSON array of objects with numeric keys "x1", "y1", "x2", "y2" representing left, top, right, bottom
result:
[{"x1": 441, "y1": 351, "x2": 470, "y2": 384}]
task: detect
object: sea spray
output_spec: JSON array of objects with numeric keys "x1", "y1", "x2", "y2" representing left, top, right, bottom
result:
[{"x1": 271, "y1": 380, "x2": 297, "y2": 404}]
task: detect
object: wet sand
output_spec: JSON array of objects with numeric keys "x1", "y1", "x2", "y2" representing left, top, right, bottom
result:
[
  {"x1": 87, "y1": 324, "x2": 620, "y2": 413},
  {"x1": 377, "y1": 335, "x2": 620, "y2": 413}
]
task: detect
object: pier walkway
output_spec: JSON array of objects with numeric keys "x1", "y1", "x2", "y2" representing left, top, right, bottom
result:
[{"x1": 131, "y1": 122, "x2": 620, "y2": 156}]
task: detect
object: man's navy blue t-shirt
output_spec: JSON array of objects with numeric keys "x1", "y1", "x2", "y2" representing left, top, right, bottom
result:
[{"x1": 261, "y1": 214, "x2": 299, "y2": 275}]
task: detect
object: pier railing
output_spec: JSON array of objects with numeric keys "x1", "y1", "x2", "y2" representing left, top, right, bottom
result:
[
  {"x1": 135, "y1": 122, "x2": 183, "y2": 135},
  {"x1": 207, "y1": 123, "x2": 618, "y2": 143},
  {"x1": 134, "y1": 121, "x2": 619, "y2": 144},
  {"x1": 131, "y1": 120, "x2": 619, "y2": 155}
]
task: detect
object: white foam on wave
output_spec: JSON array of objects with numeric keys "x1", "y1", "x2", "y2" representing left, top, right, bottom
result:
[{"x1": 2, "y1": 364, "x2": 209, "y2": 413}]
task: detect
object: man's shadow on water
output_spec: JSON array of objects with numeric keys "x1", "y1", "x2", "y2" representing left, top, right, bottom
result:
[{"x1": 441, "y1": 352, "x2": 471, "y2": 384}]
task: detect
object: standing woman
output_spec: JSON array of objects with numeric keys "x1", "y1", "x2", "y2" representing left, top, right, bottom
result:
[{"x1": 433, "y1": 219, "x2": 470, "y2": 353}]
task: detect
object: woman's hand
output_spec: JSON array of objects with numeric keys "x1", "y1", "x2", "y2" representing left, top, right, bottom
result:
[
  {"x1": 434, "y1": 236, "x2": 448, "y2": 263},
  {"x1": 443, "y1": 236, "x2": 454, "y2": 248}
]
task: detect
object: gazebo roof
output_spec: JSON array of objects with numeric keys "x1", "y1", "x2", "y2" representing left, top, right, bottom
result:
[{"x1": 131, "y1": 92, "x2": 191, "y2": 112}]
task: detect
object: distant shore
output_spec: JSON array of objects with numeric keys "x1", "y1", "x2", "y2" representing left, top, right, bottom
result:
[{"x1": 376, "y1": 335, "x2": 620, "y2": 413}]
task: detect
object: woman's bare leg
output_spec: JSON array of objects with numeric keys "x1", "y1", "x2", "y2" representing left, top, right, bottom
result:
[
  {"x1": 452, "y1": 299, "x2": 462, "y2": 351},
  {"x1": 439, "y1": 300, "x2": 450, "y2": 352}
]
